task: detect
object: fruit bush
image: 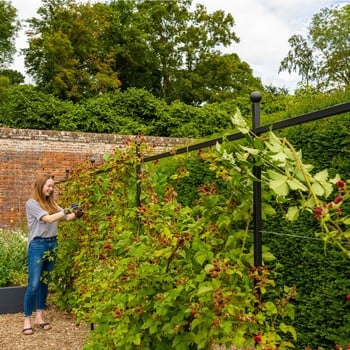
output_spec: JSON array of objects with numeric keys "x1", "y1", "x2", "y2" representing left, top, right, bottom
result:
[{"x1": 52, "y1": 111, "x2": 349, "y2": 349}]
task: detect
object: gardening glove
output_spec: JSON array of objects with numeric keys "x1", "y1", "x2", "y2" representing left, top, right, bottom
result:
[
  {"x1": 74, "y1": 209, "x2": 84, "y2": 218},
  {"x1": 71, "y1": 203, "x2": 79, "y2": 210},
  {"x1": 73, "y1": 206, "x2": 84, "y2": 218}
]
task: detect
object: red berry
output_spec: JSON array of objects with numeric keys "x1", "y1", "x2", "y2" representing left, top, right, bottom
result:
[
  {"x1": 177, "y1": 236, "x2": 185, "y2": 246},
  {"x1": 313, "y1": 207, "x2": 323, "y2": 215},
  {"x1": 346, "y1": 294, "x2": 350, "y2": 301},
  {"x1": 254, "y1": 334, "x2": 262, "y2": 343},
  {"x1": 336, "y1": 179, "x2": 346, "y2": 188},
  {"x1": 103, "y1": 242, "x2": 112, "y2": 252},
  {"x1": 333, "y1": 196, "x2": 343, "y2": 204}
]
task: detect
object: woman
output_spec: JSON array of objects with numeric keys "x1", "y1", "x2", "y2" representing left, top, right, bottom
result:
[{"x1": 22, "y1": 174, "x2": 83, "y2": 335}]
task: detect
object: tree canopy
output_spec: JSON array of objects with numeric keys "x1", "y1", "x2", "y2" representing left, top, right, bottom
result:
[
  {"x1": 279, "y1": 4, "x2": 350, "y2": 91},
  {"x1": 0, "y1": 0, "x2": 20, "y2": 68},
  {"x1": 23, "y1": 0, "x2": 263, "y2": 104}
]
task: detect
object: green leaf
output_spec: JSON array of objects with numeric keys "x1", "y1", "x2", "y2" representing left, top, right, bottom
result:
[
  {"x1": 321, "y1": 181, "x2": 334, "y2": 198},
  {"x1": 269, "y1": 179, "x2": 289, "y2": 196},
  {"x1": 286, "y1": 206, "x2": 299, "y2": 221},
  {"x1": 342, "y1": 218, "x2": 350, "y2": 225},
  {"x1": 279, "y1": 322, "x2": 297, "y2": 340},
  {"x1": 264, "y1": 301, "x2": 278, "y2": 315},
  {"x1": 231, "y1": 108, "x2": 250, "y2": 134},
  {"x1": 262, "y1": 203, "x2": 276, "y2": 217},
  {"x1": 313, "y1": 169, "x2": 329, "y2": 181},
  {"x1": 267, "y1": 169, "x2": 288, "y2": 181},
  {"x1": 190, "y1": 317, "x2": 204, "y2": 330},
  {"x1": 154, "y1": 248, "x2": 173, "y2": 258},
  {"x1": 270, "y1": 151, "x2": 287, "y2": 165},
  {"x1": 197, "y1": 285, "x2": 213, "y2": 295},
  {"x1": 267, "y1": 132, "x2": 283, "y2": 152},
  {"x1": 240, "y1": 145, "x2": 261, "y2": 155},
  {"x1": 287, "y1": 178, "x2": 308, "y2": 191},
  {"x1": 262, "y1": 250, "x2": 276, "y2": 262},
  {"x1": 254, "y1": 137, "x2": 265, "y2": 150},
  {"x1": 132, "y1": 333, "x2": 142, "y2": 345},
  {"x1": 311, "y1": 181, "x2": 325, "y2": 196}
]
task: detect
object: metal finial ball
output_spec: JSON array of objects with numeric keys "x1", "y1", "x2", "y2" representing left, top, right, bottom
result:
[{"x1": 250, "y1": 91, "x2": 262, "y2": 102}]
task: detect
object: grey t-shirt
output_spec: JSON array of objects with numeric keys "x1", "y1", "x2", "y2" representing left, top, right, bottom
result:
[{"x1": 26, "y1": 199, "x2": 62, "y2": 244}]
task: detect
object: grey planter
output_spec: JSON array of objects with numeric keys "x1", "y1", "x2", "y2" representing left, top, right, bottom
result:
[{"x1": 0, "y1": 286, "x2": 26, "y2": 314}]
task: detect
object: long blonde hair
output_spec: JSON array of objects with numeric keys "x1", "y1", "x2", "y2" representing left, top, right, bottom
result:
[{"x1": 31, "y1": 174, "x2": 60, "y2": 214}]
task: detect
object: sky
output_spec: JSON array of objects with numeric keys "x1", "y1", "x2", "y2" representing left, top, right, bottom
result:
[{"x1": 9, "y1": 0, "x2": 350, "y2": 92}]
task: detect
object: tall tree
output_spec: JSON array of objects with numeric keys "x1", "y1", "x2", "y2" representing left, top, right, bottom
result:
[
  {"x1": 280, "y1": 4, "x2": 350, "y2": 91},
  {"x1": 173, "y1": 53, "x2": 263, "y2": 105},
  {"x1": 0, "y1": 68, "x2": 25, "y2": 85},
  {"x1": 24, "y1": 0, "x2": 261, "y2": 104},
  {"x1": 132, "y1": 0, "x2": 241, "y2": 103},
  {"x1": 0, "y1": 0, "x2": 20, "y2": 68},
  {"x1": 24, "y1": 0, "x2": 121, "y2": 101}
]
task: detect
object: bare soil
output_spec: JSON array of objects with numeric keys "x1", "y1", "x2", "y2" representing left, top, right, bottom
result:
[{"x1": 0, "y1": 304, "x2": 90, "y2": 350}]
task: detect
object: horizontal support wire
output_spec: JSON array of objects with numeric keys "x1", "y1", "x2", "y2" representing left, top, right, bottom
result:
[{"x1": 260, "y1": 230, "x2": 323, "y2": 241}]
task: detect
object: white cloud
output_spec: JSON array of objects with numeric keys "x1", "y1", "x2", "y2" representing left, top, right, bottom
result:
[{"x1": 195, "y1": 0, "x2": 346, "y2": 91}]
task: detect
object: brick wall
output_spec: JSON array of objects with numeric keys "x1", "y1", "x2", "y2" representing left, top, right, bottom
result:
[{"x1": 0, "y1": 127, "x2": 191, "y2": 227}]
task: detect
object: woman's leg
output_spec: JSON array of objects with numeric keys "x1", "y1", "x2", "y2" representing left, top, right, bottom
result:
[
  {"x1": 23, "y1": 239, "x2": 46, "y2": 333},
  {"x1": 34, "y1": 239, "x2": 57, "y2": 329},
  {"x1": 23, "y1": 238, "x2": 57, "y2": 332},
  {"x1": 24, "y1": 240, "x2": 46, "y2": 317}
]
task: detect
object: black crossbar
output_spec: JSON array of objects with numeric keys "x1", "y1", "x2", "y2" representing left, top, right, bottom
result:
[{"x1": 143, "y1": 101, "x2": 350, "y2": 163}]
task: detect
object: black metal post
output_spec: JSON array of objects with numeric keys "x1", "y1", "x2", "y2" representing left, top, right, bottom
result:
[
  {"x1": 136, "y1": 141, "x2": 141, "y2": 208},
  {"x1": 251, "y1": 91, "x2": 262, "y2": 268}
]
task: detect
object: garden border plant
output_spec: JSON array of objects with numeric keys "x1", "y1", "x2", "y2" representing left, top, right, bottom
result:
[
  {"x1": 50, "y1": 95, "x2": 350, "y2": 349},
  {"x1": 0, "y1": 228, "x2": 28, "y2": 314}
]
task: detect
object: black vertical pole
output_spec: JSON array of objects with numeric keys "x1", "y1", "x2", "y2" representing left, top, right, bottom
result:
[
  {"x1": 251, "y1": 91, "x2": 262, "y2": 268},
  {"x1": 136, "y1": 141, "x2": 141, "y2": 208}
]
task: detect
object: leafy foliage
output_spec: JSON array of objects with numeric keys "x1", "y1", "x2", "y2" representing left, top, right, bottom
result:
[
  {"x1": 24, "y1": 0, "x2": 121, "y2": 101},
  {"x1": 0, "y1": 69, "x2": 24, "y2": 85},
  {"x1": 0, "y1": 85, "x2": 73, "y2": 130},
  {"x1": 54, "y1": 138, "x2": 297, "y2": 349},
  {"x1": 0, "y1": 229, "x2": 27, "y2": 287},
  {"x1": 0, "y1": 85, "x2": 239, "y2": 137},
  {"x1": 51, "y1": 110, "x2": 350, "y2": 349},
  {"x1": 0, "y1": 0, "x2": 20, "y2": 67},
  {"x1": 279, "y1": 4, "x2": 350, "y2": 91},
  {"x1": 264, "y1": 213, "x2": 350, "y2": 348},
  {"x1": 23, "y1": 0, "x2": 262, "y2": 104}
]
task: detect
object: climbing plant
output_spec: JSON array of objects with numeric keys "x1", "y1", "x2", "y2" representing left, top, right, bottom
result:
[{"x1": 52, "y1": 111, "x2": 349, "y2": 349}]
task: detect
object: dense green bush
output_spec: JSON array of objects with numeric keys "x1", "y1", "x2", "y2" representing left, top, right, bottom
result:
[
  {"x1": 264, "y1": 211, "x2": 350, "y2": 348},
  {"x1": 0, "y1": 85, "x2": 239, "y2": 137},
  {"x1": 53, "y1": 138, "x2": 300, "y2": 349},
  {"x1": 50, "y1": 110, "x2": 350, "y2": 349},
  {"x1": 267, "y1": 105, "x2": 350, "y2": 348},
  {"x1": 0, "y1": 229, "x2": 27, "y2": 287}
]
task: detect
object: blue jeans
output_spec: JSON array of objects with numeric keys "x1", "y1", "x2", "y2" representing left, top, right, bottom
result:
[{"x1": 23, "y1": 237, "x2": 58, "y2": 317}]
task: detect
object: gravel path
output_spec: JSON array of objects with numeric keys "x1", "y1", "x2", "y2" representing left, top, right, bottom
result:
[
  {"x1": 0, "y1": 304, "x2": 89, "y2": 350},
  {"x1": 0, "y1": 304, "x2": 248, "y2": 350}
]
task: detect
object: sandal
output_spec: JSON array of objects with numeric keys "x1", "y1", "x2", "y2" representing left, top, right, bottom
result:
[
  {"x1": 35, "y1": 322, "x2": 52, "y2": 331},
  {"x1": 22, "y1": 327, "x2": 34, "y2": 335}
]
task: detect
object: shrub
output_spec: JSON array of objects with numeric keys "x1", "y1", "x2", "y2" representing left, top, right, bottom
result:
[
  {"x1": 52, "y1": 139, "x2": 297, "y2": 349},
  {"x1": 0, "y1": 229, "x2": 28, "y2": 287}
]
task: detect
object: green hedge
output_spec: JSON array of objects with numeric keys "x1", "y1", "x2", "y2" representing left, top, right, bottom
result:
[{"x1": 157, "y1": 108, "x2": 350, "y2": 348}]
